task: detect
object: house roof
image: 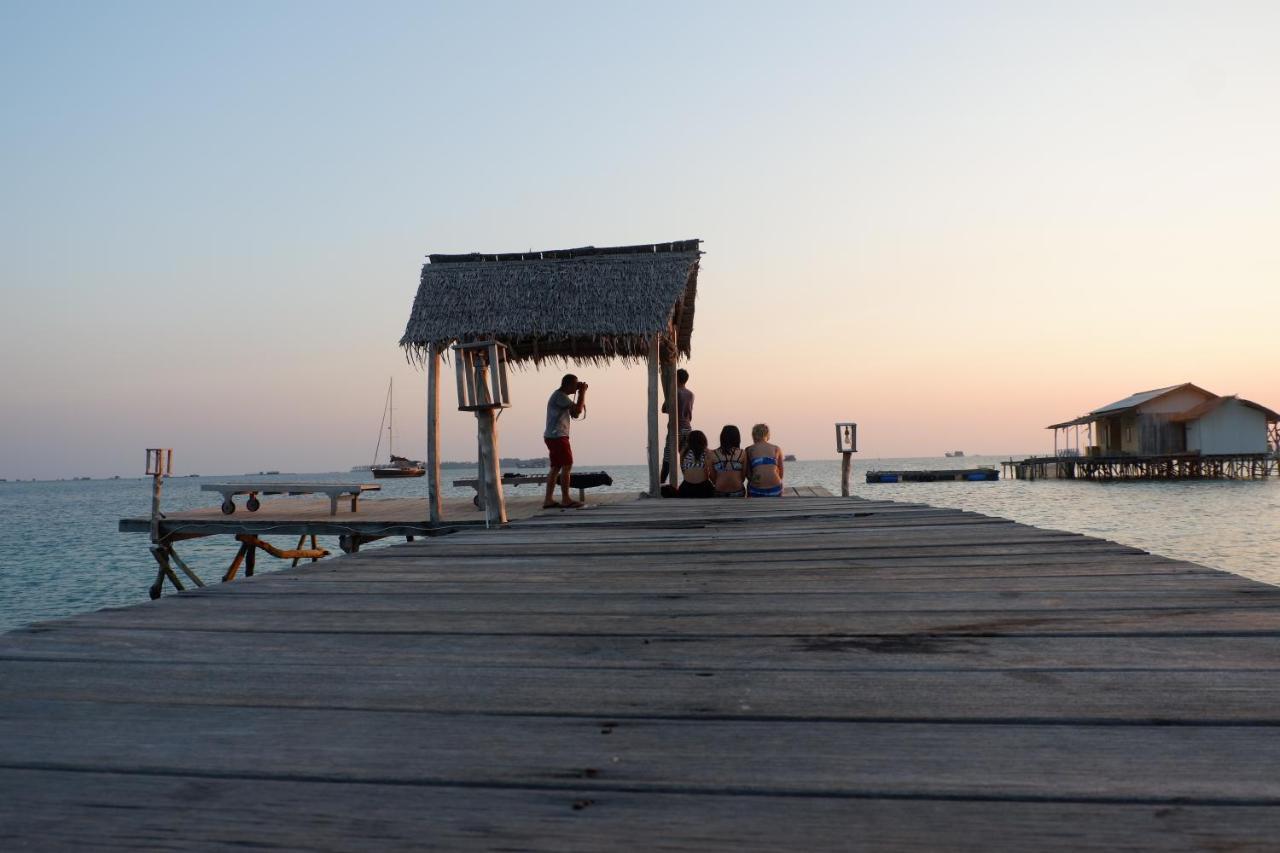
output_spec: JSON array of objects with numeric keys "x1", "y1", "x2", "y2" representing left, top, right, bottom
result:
[
  {"x1": 1046, "y1": 382, "x2": 1217, "y2": 429},
  {"x1": 1170, "y1": 396, "x2": 1280, "y2": 423},
  {"x1": 400, "y1": 240, "x2": 701, "y2": 365},
  {"x1": 1088, "y1": 383, "x2": 1214, "y2": 415}
]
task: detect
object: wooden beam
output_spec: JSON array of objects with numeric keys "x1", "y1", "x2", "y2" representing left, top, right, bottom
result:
[
  {"x1": 426, "y1": 343, "x2": 442, "y2": 524},
  {"x1": 647, "y1": 338, "x2": 660, "y2": 497}
]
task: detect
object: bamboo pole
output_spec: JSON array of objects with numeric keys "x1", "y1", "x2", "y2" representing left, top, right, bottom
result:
[
  {"x1": 647, "y1": 338, "x2": 660, "y2": 497},
  {"x1": 426, "y1": 342, "x2": 442, "y2": 524}
]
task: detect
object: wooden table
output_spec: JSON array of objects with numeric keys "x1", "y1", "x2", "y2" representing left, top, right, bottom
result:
[
  {"x1": 201, "y1": 482, "x2": 381, "y2": 516},
  {"x1": 452, "y1": 471, "x2": 613, "y2": 507}
]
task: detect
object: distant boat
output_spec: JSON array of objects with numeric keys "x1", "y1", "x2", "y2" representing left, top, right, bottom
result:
[
  {"x1": 370, "y1": 378, "x2": 425, "y2": 478},
  {"x1": 945, "y1": 451, "x2": 965, "y2": 458},
  {"x1": 784, "y1": 454, "x2": 796, "y2": 462}
]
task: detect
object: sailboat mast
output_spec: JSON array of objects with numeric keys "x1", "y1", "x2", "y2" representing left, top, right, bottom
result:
[{"x1": 388, "y1": 378, "x2": 394, "y2": 458}]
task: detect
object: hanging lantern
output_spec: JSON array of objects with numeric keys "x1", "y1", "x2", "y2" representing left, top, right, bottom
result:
[
  {"x1": 451, "y1": 340, "x2": 512, "y2": 411},
  {"x1": 835, "y1": 423, "x2": 858, "y2": 454}
]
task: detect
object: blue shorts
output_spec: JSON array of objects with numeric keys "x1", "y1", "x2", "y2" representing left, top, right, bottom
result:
[{"x1": 748, "y1": 484, "x2": 784, "y2": 497}]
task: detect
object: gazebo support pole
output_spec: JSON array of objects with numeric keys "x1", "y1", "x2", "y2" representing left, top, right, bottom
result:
[
  {"x1": 664, "y1": 359, "x2": 680, "y2": 491},
  {"x1": 426, "y1": 343, "x2": 442, "y2": 524},
  {"x1": 647, "y1": 338, "x2": 661, "y2": 497}
]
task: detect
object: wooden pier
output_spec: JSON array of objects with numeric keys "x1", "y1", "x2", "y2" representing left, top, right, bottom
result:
[
  {"x1": 1004, "y1": 452, "x2": 1278, "y2": 481},
  {"x1": 6, "y1": 494, "x2": 1280, "y2": 849}
]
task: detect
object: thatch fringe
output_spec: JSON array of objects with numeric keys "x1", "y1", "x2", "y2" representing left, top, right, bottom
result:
[{"x1": 400, "y1": 241, "x2": 701, "y2": 366}]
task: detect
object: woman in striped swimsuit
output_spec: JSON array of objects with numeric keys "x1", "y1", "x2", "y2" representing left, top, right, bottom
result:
[
  {"x1": 705, "y1": 425, "x2": 747, "y2": 498},
  {"x1": 745, "y1": 423, "x2": 785, "y2": 497}
]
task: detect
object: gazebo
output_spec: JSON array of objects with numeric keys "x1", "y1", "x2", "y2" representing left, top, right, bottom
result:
[{"x1": 400, "y1": 239, "x2": 702, "y2": 522}]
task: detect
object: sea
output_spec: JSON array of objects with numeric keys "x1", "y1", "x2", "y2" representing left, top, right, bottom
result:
[{"x1": 1, "y1": 455, "x2": 1277, "y2": 634}]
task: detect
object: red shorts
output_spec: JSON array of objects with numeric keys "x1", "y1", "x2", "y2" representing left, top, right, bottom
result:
[{"x1": 545, "y1": 436, "x2": 573, "y2": 467}]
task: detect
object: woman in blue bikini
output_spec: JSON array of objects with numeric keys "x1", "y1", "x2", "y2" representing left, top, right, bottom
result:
[{"x1": 745, "y1": 423, "x2": 785, "y2": 497}]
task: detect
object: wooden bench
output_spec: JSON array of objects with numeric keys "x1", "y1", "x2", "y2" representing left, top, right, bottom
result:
[
  {"x1": 201, "y1": 483, "x2": 381, "y2": 516},
  {"x1": 452, "y1": 471, "x2": 613, "y2": 508}
]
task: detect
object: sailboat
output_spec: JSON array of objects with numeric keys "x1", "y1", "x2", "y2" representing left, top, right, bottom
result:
[{"x1": 370, "y1": 378, "x2": 425, "y2": 478}]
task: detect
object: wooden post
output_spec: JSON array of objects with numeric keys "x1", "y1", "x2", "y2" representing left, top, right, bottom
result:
[
  {"x1": 647, "y1": 338, "x2": 661, "y2": 497},
  {"x1": 477, "y1": 409, "x2": 506, "y2": 525},
  {"x1": 841, "y1": 452, "x2": 852, "y2": 497},
  {"x1": 426, "y1": 342, "x2": 442, "y2": 524},
  {"x1": 474, "y1": 355, "x2": 506, "y2": 525},
  {"x1": 665, "y1": 360, "x2": 680, "y2": 490}
]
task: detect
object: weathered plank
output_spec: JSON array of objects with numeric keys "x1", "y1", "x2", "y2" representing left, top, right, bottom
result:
[
  {"x1": 4, "y1": 700, "x2": 1280, "y2": 800},
  {"x1": 7, "y1": 627, "x2": 1280, "y2": 672},
  {"x1": 3, "y1": 662, "x2": 1280, "y2": 722},
  {"x1": 3, "y1": 768, "x2": 1276, "y2": 852}
]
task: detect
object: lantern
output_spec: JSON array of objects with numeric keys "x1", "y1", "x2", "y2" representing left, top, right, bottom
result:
[
  {"x1": 835, "y1": 423, "x2": 857, "y2": 454},
  {"x1": 451, "y1": 340, "x2": 511, "y2": 411}
]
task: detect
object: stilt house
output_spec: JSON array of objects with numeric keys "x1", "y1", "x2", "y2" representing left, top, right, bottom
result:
[{"x1": 1048, "y1": 383, "x2": 1279, "y2": 457}]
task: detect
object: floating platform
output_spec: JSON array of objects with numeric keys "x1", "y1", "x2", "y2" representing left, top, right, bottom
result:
[{"x1": 867, "y1": 467, "x2": 999, "y2": 483}]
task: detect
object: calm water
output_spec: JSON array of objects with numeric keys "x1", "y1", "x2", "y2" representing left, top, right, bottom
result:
[{"x1": 1, "y1": 456, "x2": 1276, "y2": 633}]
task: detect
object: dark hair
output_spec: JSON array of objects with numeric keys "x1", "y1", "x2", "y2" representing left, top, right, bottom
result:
[
  {"x1": 719, "y1": 425, "x2": 741, "y2": 450},
  {"x1": 559, "y1": 374, "x2": 578, "y2": 391},
  {"x1": 687, "y1": 430, "x2": 708, "y2": 454},
  {"x1": 676, "y1": 368, "x2": 689, "y2": 384}
]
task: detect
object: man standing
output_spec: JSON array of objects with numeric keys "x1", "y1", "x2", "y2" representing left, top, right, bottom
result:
[
  {"x1": 544, "y1": 374, "x2": 587, "y2": 509},
  {"x1": 660, "y1": 368, "x2": 694, "y2": 482}
]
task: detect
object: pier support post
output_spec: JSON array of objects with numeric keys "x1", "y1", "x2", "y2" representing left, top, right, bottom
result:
[
  {"x1": 426, "y1": 342, "x2": 442, "y2": 524},
  {"x1": 841, "y1": 452, "x2": 852, "y2": 497},
  {"x1": 647, "y1": 338, "x2": 661, "y2": 497}
]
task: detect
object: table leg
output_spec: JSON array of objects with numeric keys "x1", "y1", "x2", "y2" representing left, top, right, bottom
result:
[{"x1": 329, "y1": 494, "x2": 339, "y2": 516}]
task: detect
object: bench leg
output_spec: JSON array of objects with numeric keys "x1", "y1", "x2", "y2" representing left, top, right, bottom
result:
[
  {"x1": 329, "y1": 495, "x2": 339, "y2": 516},
  {"x1": 350, "y1": 494, "x2": 359, "y2": 513},
  {"x1": 148, "y1": 544, "x2": 184, "y2": 600},
  {"x1": 223, "y1": 542, "x2": 249, "y2": 582}
]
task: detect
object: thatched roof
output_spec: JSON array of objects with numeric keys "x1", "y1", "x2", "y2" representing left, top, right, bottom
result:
[{"x1": 400, "y1": 240, "x2": 702, "y2": 365}]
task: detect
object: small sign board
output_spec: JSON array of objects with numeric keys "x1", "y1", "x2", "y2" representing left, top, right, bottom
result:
[{"x1": 835, "y1": 423, "x2": 858, "y2": 454}]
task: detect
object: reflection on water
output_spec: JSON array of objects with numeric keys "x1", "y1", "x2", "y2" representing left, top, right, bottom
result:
[{"x1": 1, "y1": 456, "x2": 1276, "y2": 632}]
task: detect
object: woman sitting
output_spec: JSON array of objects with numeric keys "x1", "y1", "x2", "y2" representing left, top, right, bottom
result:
[
  {"x1": 745, "y1": 422, "x2": 785, "y2": 497},
  {"x1": 705, "y1": 425, "x2": 747, "y2": 497},
  {"x1": 677, "y1": 430, "x2": 714, "y2": 498}
]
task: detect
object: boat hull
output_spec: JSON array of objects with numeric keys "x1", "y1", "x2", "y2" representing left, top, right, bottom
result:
[{"x1": 372, "y1": 467, "x2": 425, "y2": 478}]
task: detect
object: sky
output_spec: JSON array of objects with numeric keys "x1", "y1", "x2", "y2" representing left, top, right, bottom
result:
[{"x1": 1, "y1": 1, "x2": 1278, "y2": 478}]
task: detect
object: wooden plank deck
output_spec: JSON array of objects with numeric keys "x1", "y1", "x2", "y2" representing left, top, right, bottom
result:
[{"x1": 5, "y1": 495, "x2": 1280, "y2": 850}]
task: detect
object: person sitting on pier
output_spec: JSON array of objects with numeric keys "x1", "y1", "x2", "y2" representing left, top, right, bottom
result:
[
  {"x1": 745, "y1": 422, "x2": 785, "y2": 497},
  {"x1": 706, "y1": 425, "x2": 747, "y2": 497},
  {"x1": 677, "y1": 430, "x2": 715, "y2": 498},
  {"x1": 543, "y1": 374, "x2": 587, "y2": 509}
]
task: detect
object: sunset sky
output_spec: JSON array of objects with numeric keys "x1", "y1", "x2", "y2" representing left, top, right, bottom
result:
[{"x1": 2, "y1": 1, "x2": 1277, "y2": 478}]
